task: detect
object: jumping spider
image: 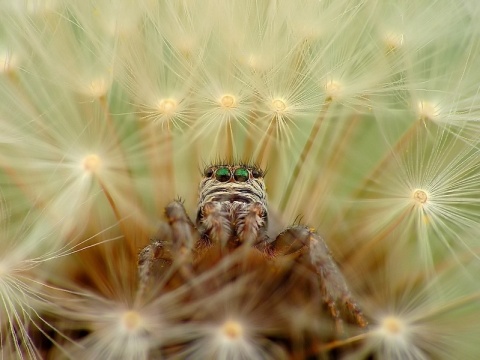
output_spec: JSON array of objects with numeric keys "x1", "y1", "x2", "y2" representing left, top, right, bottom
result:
[{"x1": 138, "y1": 163, "x2": 367, "y2": 355}]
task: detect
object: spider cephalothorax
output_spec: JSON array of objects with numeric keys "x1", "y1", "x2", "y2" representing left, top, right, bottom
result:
[
  {"x1": 196, "y1": 164, "x2": 268, "y2": 248},
  {"x1": 138, "y1": 162, "x2": 368, "y2": 358}
]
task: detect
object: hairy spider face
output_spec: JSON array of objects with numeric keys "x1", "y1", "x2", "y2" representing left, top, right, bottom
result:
[{"x1": 196, "y1": 164, "x2": 268, "y2": 229}]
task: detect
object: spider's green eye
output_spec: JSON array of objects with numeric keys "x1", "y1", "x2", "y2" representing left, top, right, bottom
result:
[
  {"x1": 215, "y1": 167, "x2": 231, "y2": 182},
  {"x1": 233, "y1": 168, "x2": 249, "y2": 182},
  {"x1": 252, "y1": 168, "x2": 262, "y2": 178},
  {"x1": 204, "y1": 167, "x2": 214, "y2": 177}
]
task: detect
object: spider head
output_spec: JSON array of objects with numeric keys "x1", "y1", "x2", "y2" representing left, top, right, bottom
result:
[{"x1": 196, "y1": 164, "x2": 268, "y2": 226}]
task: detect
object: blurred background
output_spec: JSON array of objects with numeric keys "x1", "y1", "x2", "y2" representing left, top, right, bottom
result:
[{"x1": 1, "y1": 1, "x2": 480, "y2": 359}]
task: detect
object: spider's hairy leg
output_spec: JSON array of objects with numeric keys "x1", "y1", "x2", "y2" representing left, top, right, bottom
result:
[
  {"x1": 199, "y1": 201, "x2": 269, "y2": 249},
  {"x1": 272, "y1": 226, "x2": 368, "y2": 333},
  {"x1": 236, "y1": 202, "x2": 268, "y2": 246},
  {"x1": 137, "y1": 200, "x2": 199, "y2": 295},
  {"x1": 138, "y1": 229, "x2": 170, "y2": 297},
  {"x1": 198, "y1": 202, "x2": 231, "y2": 247},
  {"x1": 166, "y1": 200, "x2": 198, "y2": 252}
]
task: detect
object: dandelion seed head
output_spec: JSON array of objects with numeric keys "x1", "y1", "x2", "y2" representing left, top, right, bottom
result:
[
  {"x1": 220, "y1": 319, "x2": 244, "y2": 341},
  {"x1": 417, "y1": 100, "x2": 440, "y2": 121},
  {"x1": 60, "y1": 298, "x2": 167, "y2": 359},
  {"x1": 82, "y1": 77, "x2": 111, "y2": 98},
  {"x1": 120, "y1": 310, "x2": 145, "y2": 333},
  {"x1": 157, "y1": 98, "x2": 178, "y2": 116},
  {"x1": 378, "y1": 315, "x2": 407, "y2": 340},
  {"x1": 205, "y1": 317, "x2": 257, "y2": 358},
  {"x1": 82, "y1": 153, "x2": 102, "y2": 174},
  {"x1": 271, "y1": 98, "x2": 287, "y2": 113},
  {"x1": 371, "y1": 314, "x2": 415, "y2": 356},
  {"x1": 324, "y1": 79, "x2": 343, "y2": 101},
  {"x1": 2, "y1": 1, "x2": 480, "y2": 358},
  {"x1": 383, "y1": 31, "x2": 405, "y2": 51},
  {"x1": 220, "y1": 94, "x2": 236, "y2": 109},
  {"x1": 412, "y1": 189, "x2": 428, "y2": 205}
]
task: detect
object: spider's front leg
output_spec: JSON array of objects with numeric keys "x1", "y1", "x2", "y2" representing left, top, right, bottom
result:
[
  {"x1": 137, "y1": 200, "x2": 199, "y2": 295},
  {"x1": 197, "y1": 201, "x2": 268, "y2": 249},
  {"x1": 272, "y1": 226, "x2": 368, "y2": 333}
]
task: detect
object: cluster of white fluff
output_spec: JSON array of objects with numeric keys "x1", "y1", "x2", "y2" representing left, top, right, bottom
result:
[{"x1": 1, "y1": 1, "x2": 480, "y2": 359}]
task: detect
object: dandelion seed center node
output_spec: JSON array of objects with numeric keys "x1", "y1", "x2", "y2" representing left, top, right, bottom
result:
[
  {"x1": 220, "y1": 94, "x2": 236, "y2": 108},
  {"x1": 87, "y1": 78, "x2": 109, "y2": 98},
  {"x1": 121, "y1": 310, "x2": 143, "y2": 331},
  {"x1": 417, "y1": 101, "x2": 439, "y2": 121},
  {"x1": 272, "y1": 99, "x2": 287, "y2": 113},
  {"x1": 380, "y1": 316, "x2": 405, "y2": 337},
  {"x1": 413, "y1": 189, "x2": 428, "y2": 204},
  {"x1": 82, "y1": 154, "x2": 102, "y2": 173},
  {"x1": 324, "y1": 80, "x2": 342, "y2": 100},
  {"x1": 384, "y1": 32, "x2": 404, "y2": 51},
  {"x1": 157, "y1": 98, "x2": 177, "y2": 115},
  {"x1": 221, "y1": 320, "x2": 243, "y2": 340}
]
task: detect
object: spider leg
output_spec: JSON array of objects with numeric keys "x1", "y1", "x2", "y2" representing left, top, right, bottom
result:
[
  {"x1": 165, "y1": 200, "x2": 198, "y2": 252},
  {"x1": 198, "y1": 201, "x2": 269, "y2": 250},
  {"x1": 198, "y1": 202, "x2": 231, "y2": 247},
  {"x1": 236, "y1": 202, "x2": 268, "y2": 246},
  {"x1": 138, "y1": 237, "x2": 167, "y2": 297},
  {"x1": 137, "y1": 200, "x2": 198, "y2": 296},
  {"x1": 272, "y1": 225, "x2": 368, "y2": 333}
]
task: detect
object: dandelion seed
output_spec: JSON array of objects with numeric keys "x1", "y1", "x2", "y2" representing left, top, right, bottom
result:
[
  {"x1": 221, "y1": 319, "x2": 243, "y2": 340},
  {"x1": 358, "y1": 254, "x2": 480, "y2": 359},
  {"x1": 59, "y1": 301, "x2": 164, "y2": 359},
  {"x1": 383, "y1": 32, "x2": 405, "y2": 52},
  {"x1": 220, "y1": 94, "x2": 236, "y2": 109},
  {"x1": 377, "y1": 315, "x2": 408, "y2": 346},
  {"x1": 345, "y1": 123, "x2": 480, "y2": 271},
  {"x1": 416, "y1": 101, "x2": 440, "y2": 122},
  {"x1": 157, "y1": 98, "x2": 178, "y2": 116},
  {"x1": 82, "y1": 154, "x2": 102, "y2": 175},
  {"x1": 369, "y1": 314, "x2": 421, "y2": 359},
  {"x1": 81, "y1": 77, "x2": 112, "y2": 99},
  {"x1": 271, "y1": 98, "x2": 287, "y2": 113},
  {"x1": 324, "y1": 79, "x2": 343, "y2": 102},
  {"x1": 412, "y1": 189, "x2": 428, "y2": 205},
  {"x1": 2, "y1": 1, "x2": 480, "y2": 359},
  {"x1": 0, "y1": 206, "x2": 83, "y2": 358},
  {"x1": 121, "y1": 310, "x2": 143, "y2": 331}
]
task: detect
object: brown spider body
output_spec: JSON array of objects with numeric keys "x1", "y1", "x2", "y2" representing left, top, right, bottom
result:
[{"x1": 138, "y1": 163, "x2": 367, "y2": 358}]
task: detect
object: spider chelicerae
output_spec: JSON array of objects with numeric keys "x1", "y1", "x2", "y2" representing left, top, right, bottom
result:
[{"x1": 138, "y1": 163, "x2": 368, "y2": 357}]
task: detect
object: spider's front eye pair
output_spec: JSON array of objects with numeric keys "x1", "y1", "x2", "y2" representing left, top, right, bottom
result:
[
  {"x1": 216, "y1": 167, "x2": 249, "y2": 182},
  {"x1": 204, "y1": 167, "x2": 251, "y2": 182}
]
